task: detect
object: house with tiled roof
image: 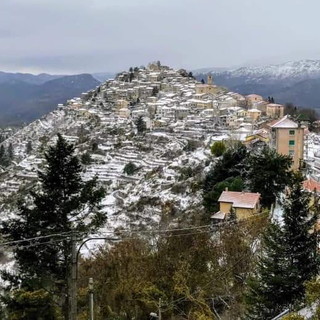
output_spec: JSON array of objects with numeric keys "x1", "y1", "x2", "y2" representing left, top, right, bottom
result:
[
  {"x1": 211, "y1": 189, "x2": 261, "y2": 221},
  {"x1": 303, "y1": 178, "x2": 320, "y2": 193}
]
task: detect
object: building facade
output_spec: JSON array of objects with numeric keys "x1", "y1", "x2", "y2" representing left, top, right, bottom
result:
[{"x1": 270, "y1": 116, "x2": 304, "y2": 170}]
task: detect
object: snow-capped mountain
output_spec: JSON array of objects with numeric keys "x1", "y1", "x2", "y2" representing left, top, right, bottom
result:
[
  {"x1": 225, "y1": 60, "x2": 320, "y2": 82},
  {"x1": 195, "y1": 60, "x2": 320, "y2": 82},
  {"x1": 195, "y1": 60, "x2": 320, "y2": 108}
]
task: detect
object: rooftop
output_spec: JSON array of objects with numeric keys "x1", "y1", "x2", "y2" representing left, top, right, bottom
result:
[
  {"x1": 271, "y1": 115, "x2": 299, "y2": 129},
  {"x1": 218, "y1": 191, "x2": 260, "y2": 209},
  {"x1": 303, "y1": 178, "x2": 320, "y2": 193}
]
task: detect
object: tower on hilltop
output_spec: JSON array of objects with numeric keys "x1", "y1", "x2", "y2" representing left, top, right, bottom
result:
[{"x1": 207, "y1": 74, "x2": 213, "y2": 85}]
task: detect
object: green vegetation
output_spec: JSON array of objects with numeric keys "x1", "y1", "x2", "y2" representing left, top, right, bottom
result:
[
  {"x1": 203, "y1": 143, "x2": 293, "y2": 211},
  {"x1": 80, "y1": 152, "x2": 92, "y2": 165},
  {"x1": 135, "y1": 116, "x2": 146, "y2": 134},
  {"x1": 245, "y1": 174, "x2": 319, "y2": 319},
  {"x1": 77, "y1": 217, "x2": 266, "y2": 320},
  {"x1": 123, "y1": 162, "x2": 138, "y2": 175},
  {"x1": 1, "y1": 134, "x2": 105, "y2": 319},
  {"x1": 210, "y1": 141, "x2": 226, "y2": 157},
  {"x1": 0, "y1": 143, "x2": 14, "y2": 167}
]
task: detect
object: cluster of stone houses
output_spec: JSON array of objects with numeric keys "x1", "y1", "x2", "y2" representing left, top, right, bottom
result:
[
  {"x1": 14, "y1": 62, "x2": 308, "y2": 223},
  {"x1": 76, "y1": 62, "x2": 287, "y2": 134}
]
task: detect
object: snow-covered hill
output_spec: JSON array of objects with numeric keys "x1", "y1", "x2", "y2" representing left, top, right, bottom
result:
[{"x1": 0, "y1": 63, "x2": 230, "y2": 239}]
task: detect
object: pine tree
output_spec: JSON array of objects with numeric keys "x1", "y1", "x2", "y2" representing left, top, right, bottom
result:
[
  {"x1": 245, "y1": 174, "x2": 319, "y2": 319},
  {"x1": 245, "y1": 223, "x2": 290, "y2": 319},
  {"x1": 246, "y1": 146, "x2": 293, "y2": 207},
  {"x1": 1, "y1": 134, "x2": 106, "y2": 317},
  {"x1": 8, "y1": 143, "x2": 13, "y2": 160},
  {"x1": 0, "y1": 145, "x2": 5, "y2": 166},
  {"x1": 136, "y1": 116, "x2": 146, "y2": 134},
  {"x1": 281, "y1": 174, "x2": 319, "y2": 302},
  {"x1": 26, "y1": 141, "x2": 32, "y2": 154}
]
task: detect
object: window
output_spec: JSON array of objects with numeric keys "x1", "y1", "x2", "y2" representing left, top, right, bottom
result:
[
  {"x1": 289, "y1": 150, "x2": 295, "y2": 156},
  {"x1": 289, "y1": 140, "x2": 295, "y2": 146},
  {"x1": 289, "y1": 130, "x2": 295, "y2": 135}
]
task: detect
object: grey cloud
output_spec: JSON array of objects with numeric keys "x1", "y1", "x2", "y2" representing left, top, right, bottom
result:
[{"x1": 1, "y1": 0, "x2": 320, "y2": 73}]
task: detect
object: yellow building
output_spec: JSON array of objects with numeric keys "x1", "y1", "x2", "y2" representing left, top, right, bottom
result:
[
  {"x1": 266, "y1": 103, "x2": 284, "y2": 119},
  {"x1": 247, "y1": 108, "x2": 262, "y2": 121},
  {"x1": 270, "y1": 116, "x2": 304, "y2": 170},
  {"x1": 245, "y1": 94, "x2": 264, "y2": 107},
  {"x1": 116, "y1": 99, "x2": 129, "y2": 110},
  {"x1": 195, "y1": 75, "x2": 221, "y2": 95},
  {"x1": 212, "y1": 190, "x2": 261, "y2": 221}
]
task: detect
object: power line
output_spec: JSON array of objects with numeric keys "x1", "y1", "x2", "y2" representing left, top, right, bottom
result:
[{"x1": 0, "y1": 231, "x2": 74, "y2": 248}]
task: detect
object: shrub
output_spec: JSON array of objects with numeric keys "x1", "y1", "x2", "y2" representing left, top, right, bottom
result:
[
  {"x1": 123, "y1": 162, "x2": 138, "y2": 175},
  {"x1": 210, "y1": 141, "x2": 226, "y2": 157}
]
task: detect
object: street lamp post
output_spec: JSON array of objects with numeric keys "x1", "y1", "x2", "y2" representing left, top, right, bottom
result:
[{"x1": 70, "y1": 236, "x2": 119, "y2": 320}]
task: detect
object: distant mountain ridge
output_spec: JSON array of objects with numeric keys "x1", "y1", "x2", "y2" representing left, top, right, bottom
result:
[
  {"x1": 0, "y1": 71, "x2": 62, "y2": 85},
  {"x1": 194, "y1": 60, "x2": 320, "y2": 108},
  {"x1": 0, "y1": 73, "x2": 100, "y2": 126}
]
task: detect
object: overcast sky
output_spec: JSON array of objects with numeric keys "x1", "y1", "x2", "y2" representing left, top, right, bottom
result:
[{"x1": 1, "y1": 0, "x2": 320, "y2": 74}]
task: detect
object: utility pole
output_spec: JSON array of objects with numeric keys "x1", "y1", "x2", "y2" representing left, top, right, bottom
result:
[
  {"x1": 89, "y1": 278, "x2": 94, "y2": 320},
  {"x1": 70, "y1": 232, "x2": 77, "y2": 320},
  {"x1": 158, "y1": 298, "x2": 162, "y2": 320}
]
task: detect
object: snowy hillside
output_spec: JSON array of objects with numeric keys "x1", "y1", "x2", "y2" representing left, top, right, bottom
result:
[{"x1": 0, "y1": 63, "x2": 235, "y2": 239}]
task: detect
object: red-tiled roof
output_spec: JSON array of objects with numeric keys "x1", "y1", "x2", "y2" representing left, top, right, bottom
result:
[
  {"x1": 303, "y1": 179, "x2": 320, "y2": 193},
  {"x1": 218, "y1": 191, "x2": 260, "y2": 209}
]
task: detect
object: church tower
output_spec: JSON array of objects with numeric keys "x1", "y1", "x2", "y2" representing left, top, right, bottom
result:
[{"x1": 207, "y1": 74, "x2": 213, "y2": 85}]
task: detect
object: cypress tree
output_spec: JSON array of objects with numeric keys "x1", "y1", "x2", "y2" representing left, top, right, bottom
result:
[
  {"x1": 0, "y1": 145, "x2": 5, "y2": 166},
  {"x1": 8, "y1": 143, "x2": 13, "y2": 160},
  {"x1": 136, "y1": 116, "x2": 146, "y2": 134},
  {"x1": 26, "y1": 141, "x2": 32, "y2": 154},
  {"x1": 1, "y1": 134, "x2": 106, "y2": 317}
]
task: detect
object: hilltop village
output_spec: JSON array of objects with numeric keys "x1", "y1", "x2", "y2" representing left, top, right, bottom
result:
[{"x1": 0, "y1": 61, "x2": 317, "y2": 233}]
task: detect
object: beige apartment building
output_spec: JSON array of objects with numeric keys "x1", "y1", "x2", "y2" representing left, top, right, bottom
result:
[
  {"x1": 266, "y1": 103, "x2": 285, "y2": 119},
  {"x1": 270, "y1": 116, "x2": 304, "y2": 170}
]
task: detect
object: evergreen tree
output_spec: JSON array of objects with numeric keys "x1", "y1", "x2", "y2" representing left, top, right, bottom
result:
[
  {"x1": 245, "y1": 223, "x2": 290, "y2": 319},
  {"x1": 129, "y1": 72, "x2": 134, "y2": 82},
  {"x1": 0, "y1": 145, "x2": 5, "y2": 166},
  {"x1": 26, "y1": 141, "x2": 32, "y2": 154},
  {"x1": 246, "y1": 146, "x2": 292, "y2": 207},
  {"x1": 80, "y1": 152, "x2": 92, "y2": 165},
  {"x1": 203, "y1": 142, "x2": 247, "y2": 195},
  {"x1": 281, "y1": 174, "x2": 319, "y2": 302},
  {"x1": 210, "y1": 141, "x2": 226, "y2": 157},
  {"x1": 188, "y1": 71, "x2": 194, "y2": 79},
  {"x1": 135, "y1": 116, "x2": 146, "y2": 134},
  {"x1": 152, "y1": 86, "x2": 159, "y2": 97},
  {"x1": 201, "y1": 79, "x2": 205, "y2": 84},
  {"x1": 1, "y1": 134, "x2": 106, "y2": 318},
  {"x1": 123, "y1": 161, "x2": 138, "y2": 175},
  {"x1": 8, "y1": 143, "x2": 13, "y2": 161},
  {"x1": 245, "y1": 175, "x2": 319, "y2": 319}
]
